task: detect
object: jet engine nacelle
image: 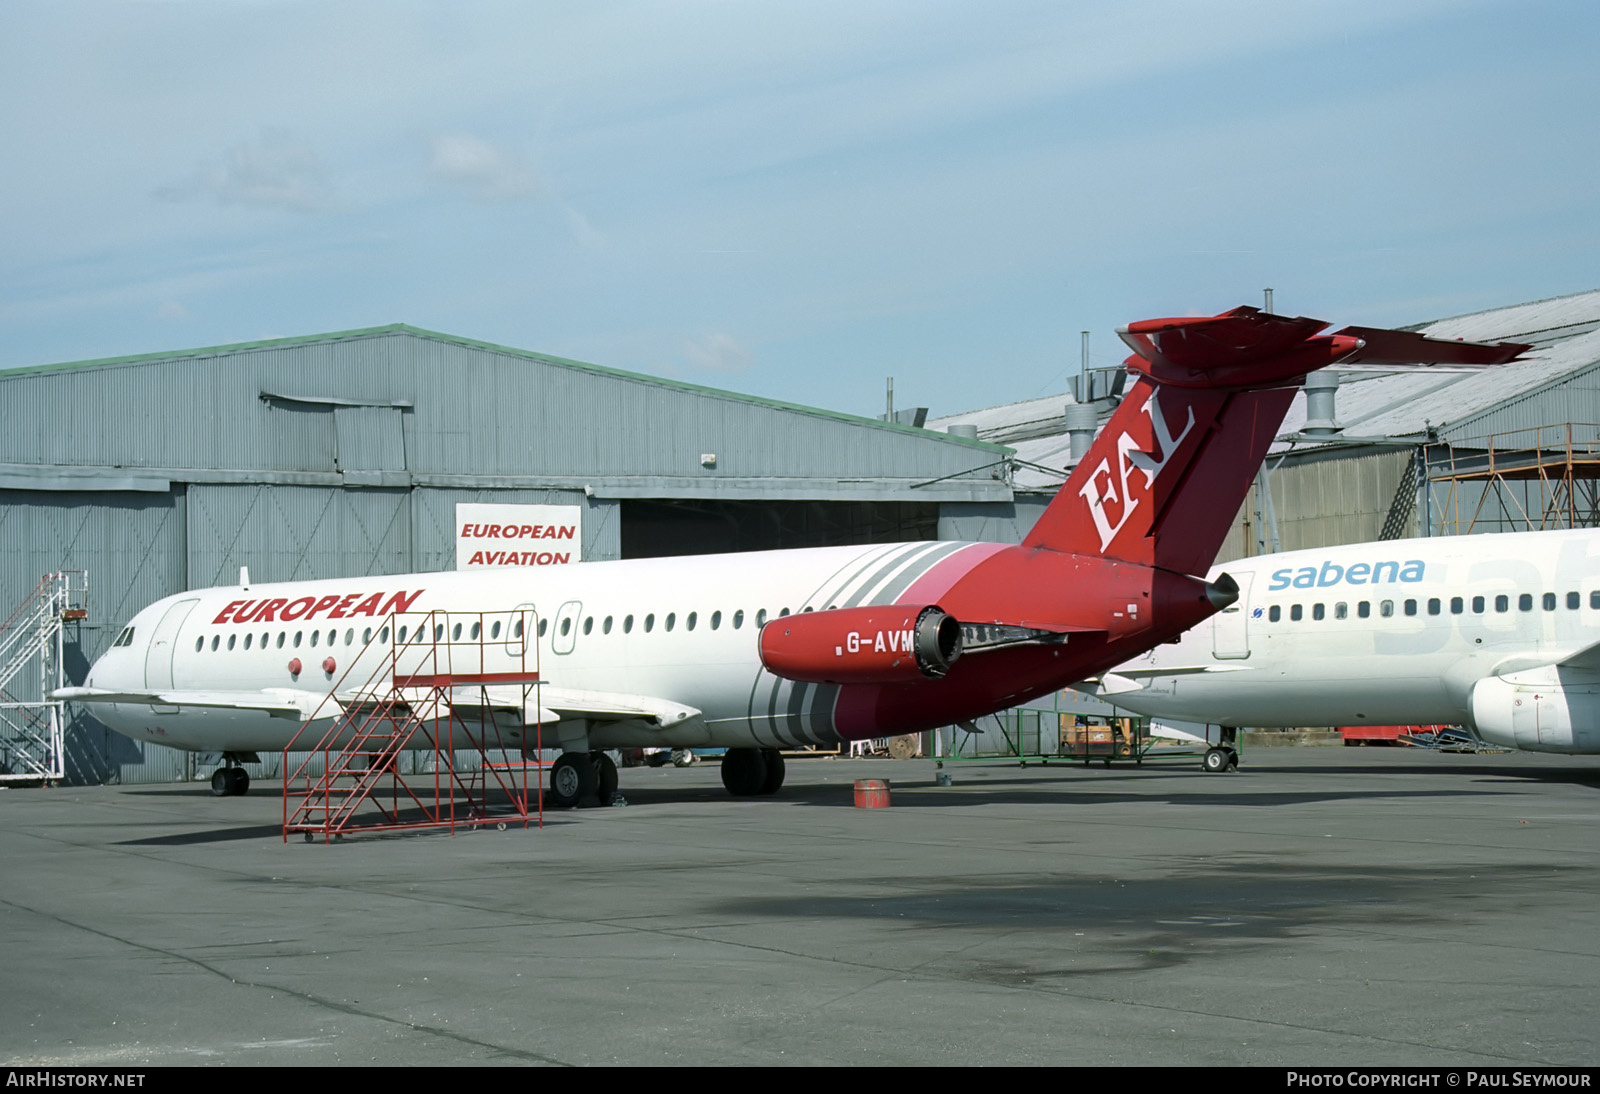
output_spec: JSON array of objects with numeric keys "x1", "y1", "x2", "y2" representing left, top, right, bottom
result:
[
  {"x1": 759, "y1": 605, "x2": 962, "y2": 685},
  {"x1": 1469, "y1": 676, "x2": 1600, "y2": 754}
]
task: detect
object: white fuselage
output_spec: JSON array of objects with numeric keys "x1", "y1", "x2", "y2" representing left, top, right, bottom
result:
[
  {"x1": 83, "y1": 539, "x2": 991, "y2": 755},
  {"x1": 1091, "y1": 529, "x2": 1600, "y2": 753}
]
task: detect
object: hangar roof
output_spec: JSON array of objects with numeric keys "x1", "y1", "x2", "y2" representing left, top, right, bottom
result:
[
  {"x1": 0, "y1": 324, "x2": 1011, "y2": 503},
  {"x1": 930, "y1": 288, "x2": 1600, "y2": 490}
]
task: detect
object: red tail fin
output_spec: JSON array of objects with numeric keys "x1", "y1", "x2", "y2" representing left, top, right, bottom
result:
[{"x1": 1022, "y1": 306, "x2": 1528, "y2": 575}]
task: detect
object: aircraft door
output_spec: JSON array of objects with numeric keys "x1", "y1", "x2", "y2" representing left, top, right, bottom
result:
[
  {"x1": 144, "y1": 599, "x2": 199, "y2": 688},
  {"x1": 552, "y1": 600, "x2": 582, "y2": 656},
  {"x1": 1212, "y1": 572, "x2": 1254, "y2": 660},
  {"x1": 505, "y1": 602, "x2": 537, "y2": 658}
]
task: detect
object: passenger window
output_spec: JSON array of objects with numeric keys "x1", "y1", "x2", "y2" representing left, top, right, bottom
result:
[
  {"x1": 513, "y1": 619, "x2": 523, "y2": 638},
  {"x1": 733, "y1": 610, "x2": 744, "y2": 629},
  {"x1": 363, "y1": 627, "x2": 372, "y2": 644},
  {"x1": 244, "y1": 634, "x2": 253, "y2": 650},
  {"x1": 380, "y1": 626, "x2": 390, "y2": 644},
  {"x1": 1268, "y1": 605, "x2": 1281, "y2": 622},
  {"x1": 560, "y1": 618, "x2": 572, "y2": 636},
  {"x1": 1427, "y1": 598, "x2": 1440, "y2": 615},
  {"x1": 1519, "y1": 594, "x2": 1533, "y2": 612},
  {"x1": 711, "y1": 611, "x2": 721, "y2": 630},
  {"x1": 1568, "y1": 592, "x2": 1580, "y2": 610},
  {"x1": 195, "y1": 637, "x2": 204, "y2": 652},
  {"x1": 491, "y1": 621, "x2": 501, "y2": 639},
  {"x1": 311, "y1": 630, "x2": 320, "y2": 647},
  {"x1": 345, "y1": 628, "x2": 354, "y2": 644},
  {"x1": 211, "y1": 635, "x2": 220, "y2": 651},
  {"x1": 1404, "y1": 600, "x2": 1417, "y2": 617},
  {"x1": 779, "y1": 608, "x2": 791, "y2": 617},
  {"x1": 603, "y1": 616, "x2": 613, "y2": 634},
  {"x1": 260, "y1": 632, "x2": 268, "y2": 648},
  {"x1": 1591, "y1": 591, "x2": 1599, "y2": 609},
  {"x1": 666, "y1": 613, "x2": 676, "y2": 632},
  {"x1": 1358, "y1": 601, "x2": 1370, "y2": 618},
  {"x1": 1312, "y1": 603, "x2": 1325, "y2": 621},
  {"x1": 623, "y1": 615, "x2": 633, "y2": 634},
  {"x1": 294, "y1": 631, "x2": 304, "y2": 647},
  {"x1": 1290, "y1": 604, "x2": 1303, "y2": 621},
  {"x1": 582, "y1": 617, "x2": 593, "y2": 635},
  {"x1": 1451, "y1": 597, "x2": 1464, "y2": 614},
  {"x1": 687, "y1": 612, "x2": 697, "y2": 631},
  {"x1": 1495, "y1": 595, "x2": 1508, "y2": 612},
  {"x1": 1544, "y1": 593, "x2": 1557, "y2": 612},
  {"x1": 644, "y1": 614, "x2": 655, "y2": 633},
  {"x1": 538, "y1": 619, "x2": 548, "y2": 638},
  {"x1": 398, "y1": 626, "x2": 408, "y2": 643},
  {"x1": 1380, "y1": 601, "x2": 1394, "y2": 617},
  {"x1": 1472, "y1": 596, "x2": 1485, "y2": 613},
  {"x1": 470, "y1": 622, "x2": 481, "y2": 640},
  {"x1": 1335, "y1": 602, "x2": 1347, "y2": 620},
  {"x1": 228, "y1": 634, "x2": 236, "y2": 650},
  {"x1": 451, "y1": 623, "x2": 461, "y2": 640},
  {"x1": 277, "y1": 632, "x2": 286, "y2": 648},
  {"x1": 756, "y1": 609, "x2": 768, "y2": 627}
]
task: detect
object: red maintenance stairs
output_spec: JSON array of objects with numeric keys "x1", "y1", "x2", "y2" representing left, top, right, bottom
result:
[{"x1": 282, "y1": 608, "x2": 544, "y2": 842}]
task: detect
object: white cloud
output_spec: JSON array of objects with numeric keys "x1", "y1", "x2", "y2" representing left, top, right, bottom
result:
[
  {"x1": 154, "y1": 300, "x2": 191, "y2": 322},
  {"x1": 426, "y1": 133, "x2": 538, "y2": 201},
  {"x1": 684, "y1": 332, "x2": 752, "y2": 373},
  {"x1": 157, "y1": 129, "x2": 337, "y2": 213}
]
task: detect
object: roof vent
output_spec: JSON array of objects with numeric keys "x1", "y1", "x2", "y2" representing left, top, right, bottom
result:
[{"x1": 1302, "y1": 371, "x2": 1341, "y2": 435}]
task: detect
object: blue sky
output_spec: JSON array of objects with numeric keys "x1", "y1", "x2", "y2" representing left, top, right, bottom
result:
[{"x1": 2, "y1": 1, "x2": 1596, "y2": 418}]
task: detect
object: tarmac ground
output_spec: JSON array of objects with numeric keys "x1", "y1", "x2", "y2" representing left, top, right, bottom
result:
[{"x1": 2, "y1": 745, "x2": 1598, "y2": 1067}]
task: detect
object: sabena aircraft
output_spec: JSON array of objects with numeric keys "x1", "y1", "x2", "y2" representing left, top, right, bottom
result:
[
  {"x1": 55, "y1": 307, "x2": 1525, "y2": 805},
  {"x1": 1082, "y1": 528, "x2": 1600, "y2": 768}
]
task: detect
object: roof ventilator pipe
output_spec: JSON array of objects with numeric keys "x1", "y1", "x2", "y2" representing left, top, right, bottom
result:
[
  {"x1": 946, "y1": 424, "x2": 979, "y2": 440},
  {"x1": 1064, "y1": 402, "x2": 1100, "y2": 461},
  {"x1": 1302, "y1": 371, "x2": 1341, "y2": 435}
]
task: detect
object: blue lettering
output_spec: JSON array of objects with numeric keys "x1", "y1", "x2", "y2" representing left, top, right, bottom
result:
[
  {"x1": 1346, "y1": 562, "x2": 1370, "y2": 584},
  {"x1": 1400, "y1": 560, "x2": 1424, "y2": 583},
  {"x1": 1317, "y1": 561, "x2": 1344, "y2": 587},
  {"x1": 1269, "y1": 568, "x2": 1292, "y2": 591},
  {"x1": 1371, "y1": 561, "x2": 1400, "y2": 584},
  {"x1": 1292, "y1": 567, "x2": 1317, "y2": 589}
]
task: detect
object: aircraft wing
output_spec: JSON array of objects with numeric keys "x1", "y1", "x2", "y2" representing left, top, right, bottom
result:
[
  {"x1": 444, "y1": 684, "x2": 702, "y2": 730},
  {"x1": 52, "y1": 685, "x2": 326, "y2": 719}
]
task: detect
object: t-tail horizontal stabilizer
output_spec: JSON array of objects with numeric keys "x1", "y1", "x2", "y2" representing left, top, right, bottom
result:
[{"x1": 1023, "y1": 306, "x2": 1529, "y2": 575}]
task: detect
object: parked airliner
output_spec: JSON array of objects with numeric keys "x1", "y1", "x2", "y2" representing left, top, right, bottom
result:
[
  {"x1": 55, "y1": 306, "x2": 1525, "y2": 803},
  {"x1": 1082, "y1": 528, "x2": 1600, "y2": 768}
]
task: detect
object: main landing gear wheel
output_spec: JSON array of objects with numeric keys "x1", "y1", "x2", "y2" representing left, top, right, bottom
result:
[
  {"x1": 210, "y1": 768, "x2": 250, "y2": 796},
  {"x1": 1202, "y1": 747, "x2": 1237, "y2": 774},
  {"x1": 549, "y1": 752, "x2": 598, "y2": 808},
  {"x1": 720, "y1": 748, "x2": 769, "y2": 796},
  {"x1": 758, "y1": 749, "x2": 785, "y2": 795},
  {"x1": 591, "y1": 751, "x2": 619, "y2": 805}
]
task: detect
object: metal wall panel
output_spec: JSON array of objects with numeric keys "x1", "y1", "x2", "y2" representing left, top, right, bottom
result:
[
  {"x1": 0, "y1": 489, "x2": 189, "y2": 784},
  {"x1": 186, "y1": 484, "x2": 412, "y2": 588},
  {"x1": 334, "y1": 406, "x2": 406, "y2": 472}
]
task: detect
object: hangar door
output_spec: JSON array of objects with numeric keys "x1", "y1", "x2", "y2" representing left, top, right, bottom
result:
[{"x1": 186, "y1": 484, "x2": 412, "y2": 588}]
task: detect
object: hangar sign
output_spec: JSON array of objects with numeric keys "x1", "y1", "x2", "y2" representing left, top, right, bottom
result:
[{"x1": 455, "y1": 503, "x2": 582, "y2": 569}]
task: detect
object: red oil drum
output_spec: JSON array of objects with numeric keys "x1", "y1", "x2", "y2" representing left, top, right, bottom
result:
[{"x1": 853, "y1": 779, "x2": 891, "y2": 808}]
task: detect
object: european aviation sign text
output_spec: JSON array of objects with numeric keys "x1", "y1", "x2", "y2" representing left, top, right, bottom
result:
[{"x1": 456, "y1": 503, "x2": 582, "y2": 569}]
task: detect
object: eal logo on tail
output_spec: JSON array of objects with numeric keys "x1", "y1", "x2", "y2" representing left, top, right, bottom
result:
[{"x1": 1079, "y1": 389, "x2": 1196, "y2": 551}]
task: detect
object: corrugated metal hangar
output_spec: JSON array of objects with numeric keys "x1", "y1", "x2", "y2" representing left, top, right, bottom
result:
[
  {"x1": 932, "y1": 288, "x2": 1600, "y2": 558},
  {"x1": 0, "y1": 324, "x2": 1012, "y2": 785}
]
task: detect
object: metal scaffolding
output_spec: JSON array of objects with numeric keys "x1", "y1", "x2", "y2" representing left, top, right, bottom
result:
[
  {"x1": 0, "y1": 572, "x2": 88, "y2": 784},
  {"x1": 1426, "y1": 424, "x2": 1600, "y2": 535},
  {"x1": 283, "y1": 607, "x2": 544, "y2": 841}
]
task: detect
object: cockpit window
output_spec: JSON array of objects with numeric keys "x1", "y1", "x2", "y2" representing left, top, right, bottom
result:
[{"x1": 113, "y1": 626, "x2": 135, "y2": 647}]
